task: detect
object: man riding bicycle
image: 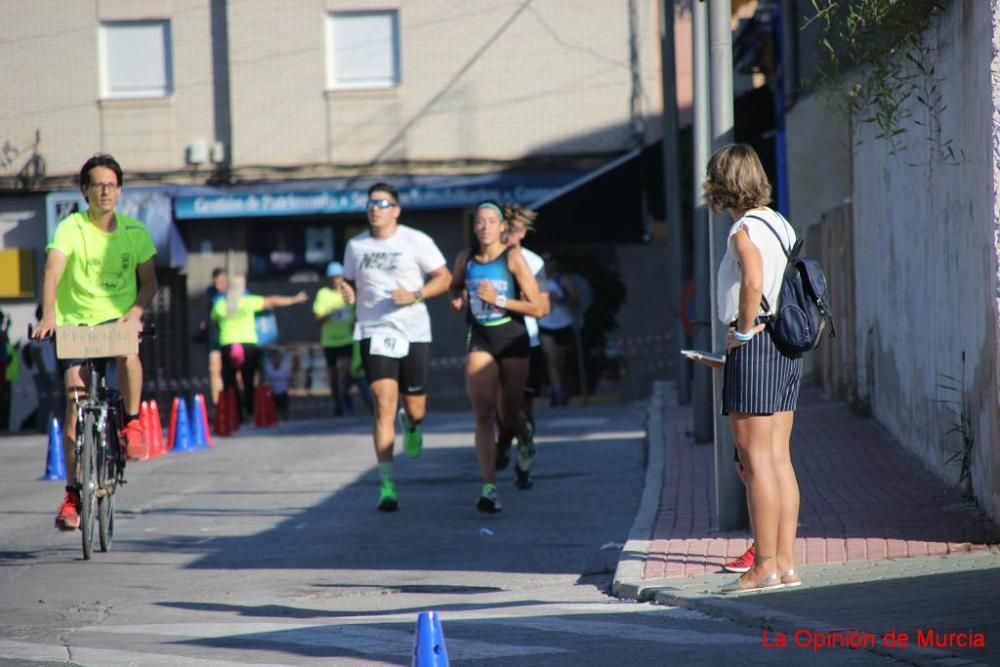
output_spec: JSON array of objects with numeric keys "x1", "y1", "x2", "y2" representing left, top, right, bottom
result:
[{"x1": 32, "y1": 154, "x2": 157, "y2": 531}]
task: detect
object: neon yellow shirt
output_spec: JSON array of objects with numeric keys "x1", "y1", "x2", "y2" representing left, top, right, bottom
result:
[
  {"x1": 313, "y1": 287, "x2": 355, "y2": 348},
  {"x1": 212, "y1": 295, "x2": 266, "y2": 346},
  {"x1": 47, "y1": 212, "x2": 156, "y2": 326}
]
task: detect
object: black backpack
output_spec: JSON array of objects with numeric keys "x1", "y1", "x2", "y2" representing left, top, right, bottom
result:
[{"x1": 745, "y1": 214, "x2": 836, "y2": 357}]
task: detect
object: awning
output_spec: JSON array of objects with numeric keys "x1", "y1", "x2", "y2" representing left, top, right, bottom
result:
[
  {"x1": 526, "y1": 146, "x2": 662, "y2": 244},
  {"x1": 172, "y1": 170, "x2": 585, "y2": 220},
  {"x1": 45, "y1": 188, "x2": 189, "y2": 269}
]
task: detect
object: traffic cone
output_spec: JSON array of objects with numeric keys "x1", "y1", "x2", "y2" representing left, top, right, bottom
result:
[
  {"x1": 255, "y1": 384, "x2": 276, "y2": 428},
  {"x1": 167, "y1": 396, "x2": 180, "y2": 450},
  {"x1": 135, "y1": 401, "x2": 151, "y2": 461},
  {"x1": 226, "y1": 387, "x2": 240, "y2": 433},
  {"x1": 194, "y1": 394, "x2": 214, "y2": 447},
  {"x1": 214, "y1": 388, "x2": 233, "y2": 437},
  {"x1": 42, "y1": 417, "x2": 66, "y2": 481},
  {"x1": 189, "y1": 394, "x2": 207, "y2": 449},
  {"x1": 148, "y1": 400, "x2": 166, "y2": 457},
  {"x1": 172, "y1": 397, "x2": 195, "y2": 452},
  {"x1": 412, "y1": 611, "x2": 449, "y2": 667},
  {"x1": 263, "y1": 385, "x2": 277, "y2": 426}
]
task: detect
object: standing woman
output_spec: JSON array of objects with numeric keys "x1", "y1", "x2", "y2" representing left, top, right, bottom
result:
[
  {"x1": 449, "y1": 201, "x2": 545, "y2": 513},
  {"x1": 703, "y1": 144, "x2": 803, "y2": 594}
]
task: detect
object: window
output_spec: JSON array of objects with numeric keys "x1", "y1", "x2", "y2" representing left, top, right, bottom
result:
[
  {"x1": 99, "y1": 21, "x2": 173, "y2": 98},
  {"x1": 327, "y1": 11, "x2": 400, "y2": 90}
]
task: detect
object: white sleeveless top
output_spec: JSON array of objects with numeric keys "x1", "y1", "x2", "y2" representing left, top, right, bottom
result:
[{"x1": 717, "y1": 207, "x2": 796, "y2": 325}]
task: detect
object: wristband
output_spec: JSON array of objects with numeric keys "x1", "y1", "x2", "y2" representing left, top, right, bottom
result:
[
  {"x1": 495, "y1": 294, "x2": 508, "y2": 308},
  {"x1": 733, "y1": 329, "x2": 755, "y2": 342},
  {"x1": 412, "y1": 291, "x2": 422, "y2": 303}
]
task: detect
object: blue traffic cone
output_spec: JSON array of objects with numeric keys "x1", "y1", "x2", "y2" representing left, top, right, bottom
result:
[
  {"x1": 42, "y1": 417, "x2": 66, "y2": 481},
  {"x1": 189, "y1": 394, "x2": 207, "y2": 449},
  {"x1": 412, "y1": 611, "x2": 449, "y2": 667},
  {"x1": 171, "y1": 398, "x2": 195, "y2": 452}
]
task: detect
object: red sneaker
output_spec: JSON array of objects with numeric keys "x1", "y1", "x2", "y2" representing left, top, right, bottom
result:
[
  {"x1": 124, "y1": 418, "x2": 146, "y2": 461},
  {"x1": 54, "y1": 491, "x2": 81, "y2": 531},
  {"x1": 723, "y1": 544, "x2": 755, "y2": 573}
]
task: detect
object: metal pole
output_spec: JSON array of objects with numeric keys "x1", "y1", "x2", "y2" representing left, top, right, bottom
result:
[
  {"x1": 708, "y1": 0, "x2": 748, "y2": 531},
  {"x1": 660, "y1": 0, "x2": 689, "y2": 403},
  {"x1": 691, "y1": 0, "x2": 714, "y2": 441}
]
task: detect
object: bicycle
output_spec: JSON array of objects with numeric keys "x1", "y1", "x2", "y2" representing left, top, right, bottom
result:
[{"x1": 54, "y1": 324, "x2": 152, "y2": 560}]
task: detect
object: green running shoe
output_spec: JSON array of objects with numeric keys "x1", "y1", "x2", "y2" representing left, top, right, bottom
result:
[
  {"x1": 399, "y1": 407, "x2": 423, "y2": 458},
  {"x1": 477, "y1": 484, "x2": 503, "y2": 514},
  {"x1": 377, "y1": 480, "x2": 399, "y2": 512}
]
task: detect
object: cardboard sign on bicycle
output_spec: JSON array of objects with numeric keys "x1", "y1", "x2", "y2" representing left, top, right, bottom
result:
[{"x1": 56, "y1": 321, "x2": 139, "y2": 359}]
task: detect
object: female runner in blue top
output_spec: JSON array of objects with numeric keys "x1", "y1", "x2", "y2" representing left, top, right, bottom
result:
[{"x1": 449, "y1": 200, "x2": 545, "y2": 513}]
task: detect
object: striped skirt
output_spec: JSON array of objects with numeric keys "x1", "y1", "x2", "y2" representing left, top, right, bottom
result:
[{"x1": 722, "y1": 328, "x2": 802, "y2": 415}]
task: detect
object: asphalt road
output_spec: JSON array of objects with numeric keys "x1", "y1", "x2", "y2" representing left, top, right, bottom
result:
[{"x1": 0, "y1": 402, "x2": 903, "y2": 665}]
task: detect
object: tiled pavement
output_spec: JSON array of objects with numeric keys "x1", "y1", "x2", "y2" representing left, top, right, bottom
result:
[
  {"x1": 642, "y1": 387, "x2": 1000, "y2": 579},
  {"x1": 614, "y1": 383, "x2": 1000, "y2": 667}
]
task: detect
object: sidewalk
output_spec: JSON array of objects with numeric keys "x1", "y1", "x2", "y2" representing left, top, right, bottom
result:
[{"x1": 614, "y1": 382, "x2": 1000, "y2": 666}]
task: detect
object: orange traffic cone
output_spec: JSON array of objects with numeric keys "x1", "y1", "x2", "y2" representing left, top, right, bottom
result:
[
  {"x1": 263, "y1": 385, "x2": 277, "y2": 426},
  {"x1": 135, "y1": 401, "x2": 151, "y2": 461},
  {"x1": 227, "y1": 387, "x2": 240, "y2": 433},
  {"x1": 148, "y1": 399, "x2": 165, "y2": 457},
  {"x1": 167, "y1": 396, "x2": 180, "y2": 450},
  {"x1": 214, "y1": 389, "x2": 231, "y2": 437}
]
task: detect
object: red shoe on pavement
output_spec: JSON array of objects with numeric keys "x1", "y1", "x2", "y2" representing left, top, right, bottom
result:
[
  {"x1": 723, "y1": 544, "x2": 755, "y2": 573},
  {"x1": 54, "y1": 490, "x2": 81, "y2": 531},
  {"x1": 124, "y1": 418, "x2": 146, "y2": 461}
]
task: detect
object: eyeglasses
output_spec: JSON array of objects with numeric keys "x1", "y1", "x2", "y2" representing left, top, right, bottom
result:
[
  {"x1": 367, "y1": 198, "x2": 397, "y2": 210},
  {"x1": 88, "y1": 182, "x2": 119, "y2": 192}
]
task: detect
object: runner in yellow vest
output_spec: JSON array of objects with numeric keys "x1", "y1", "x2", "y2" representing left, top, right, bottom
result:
[{"x1": 313, "y1": 261, "x2": 356, "y2": 416}]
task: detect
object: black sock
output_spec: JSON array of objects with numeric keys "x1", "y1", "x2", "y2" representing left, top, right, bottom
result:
[{"x1": 126, "y1": 413, "x2": 140, "y2": 423}]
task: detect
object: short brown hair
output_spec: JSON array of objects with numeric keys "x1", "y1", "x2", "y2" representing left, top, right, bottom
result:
[
  {"x1": 702, "y1": 144, "x2": 771, "y2": 213},
  {"x1": 502, "y1": 202, "x2": 538, "y2": 229},
  {"x1": 367, "y1": 181, "x2": 399, "y2": 204}
]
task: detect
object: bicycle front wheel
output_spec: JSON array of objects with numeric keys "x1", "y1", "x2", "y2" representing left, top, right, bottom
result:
[
  {"x1": 98, "y1": 433, "x2": 116, "y2": 552},
  {"x1": 80, "y1": 412, "x2": 97, "y2": 560}
]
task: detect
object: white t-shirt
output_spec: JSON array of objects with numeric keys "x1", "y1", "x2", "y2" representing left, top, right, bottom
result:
[
  {"x1": 717, "y1": 207, "x2": 796, "y2": 325},
  {"x1": 343, "y1": 224, "x2": 447, "y2": 343},
  {"x1": 520, "y1": 247, "x2": 544, "y2": 348}
]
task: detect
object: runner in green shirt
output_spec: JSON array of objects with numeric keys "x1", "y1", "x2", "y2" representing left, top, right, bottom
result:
[
  {"x1": 313, "y1": 261, "x2": 356, "y2": 416},
  {"x1": 32, "y1": 154, "x2": 158, "y2": 532}
]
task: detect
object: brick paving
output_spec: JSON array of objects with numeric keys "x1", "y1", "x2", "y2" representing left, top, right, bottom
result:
[{"x1": 642, "y1": 388, "x2": 1000, "y2": 580}]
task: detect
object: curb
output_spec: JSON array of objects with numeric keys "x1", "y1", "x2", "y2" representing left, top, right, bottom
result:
[
  {"x1": 611, "y1": 384, "x2": 994, "y2": 667},
  {"x1": 611, "y1": 381, "x2": 668, "y2": 597}
]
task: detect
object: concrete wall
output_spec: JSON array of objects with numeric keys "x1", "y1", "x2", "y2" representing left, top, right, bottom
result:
[
  {"x1": 852, "y1": 0, "x2": 1000, "y2": 521},
  {"x1": 786, "y1": 92, "x2": 851, "y2": 229},
  {"x1": 2, "y1": 1, "x2": 665, "y2": 179}
]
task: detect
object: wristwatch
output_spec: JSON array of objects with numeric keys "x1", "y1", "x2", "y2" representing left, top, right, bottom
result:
[
  {"x1": 495, "y1": 294, "x2": 508, "y2": 308},
  {"x1": 412, "y1": 291, "x2": 422, "y2": 303}
]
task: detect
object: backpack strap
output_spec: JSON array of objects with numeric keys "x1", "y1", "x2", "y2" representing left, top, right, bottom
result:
[
  {"x1": 743, "y1": 212, "x2": 793, "y2": 316},
  {"x1": 743, "y1": 213, "x2": 792, "y2": 259}
]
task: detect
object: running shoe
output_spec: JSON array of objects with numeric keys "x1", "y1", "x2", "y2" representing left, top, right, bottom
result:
[
  {"x1": 514, "y1": 462, "x2": 534, "y2": 490},
  {"x1": 723, "y1": 544, "x2": 755, "y2": 573},
  {"x1": 377, "y1": 480, "x2": 399, "y2": 512},
  {"x1": 477, "y1": 485, "x2": 503, "y2": 514},
  {"x1": 398, "y1": 407, "x2": 423, "y2": 458},
  {"x1": 123, "y1": 418, "x2": 146, "y2": 461},
  {"x1": 54, "y1": 490, "x2": 81, "y2": 531}
]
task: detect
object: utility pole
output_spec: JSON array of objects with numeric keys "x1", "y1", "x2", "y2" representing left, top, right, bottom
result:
[
  {"x1": 691, "y1": 0, "x2": 713, "y2": 441},
  {"x1": 708, "y1": 0, "x2": 747, "y2": 531},
  {"x1": 660, "y1": 0, "x2": 688, "y2": 404}
]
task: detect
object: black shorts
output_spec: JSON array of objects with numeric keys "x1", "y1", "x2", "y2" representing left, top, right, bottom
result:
[
  {"x1": 722, "y1": 328, "x2": 802, "y2": 415},
  {"x1": 360, "y1": 339, "x2": 430, "y2": 395},
  {"x1": 468, "y1": 319, "x2": 529, "y2": 360},
  {"x1": 525, "y1": 345, "x2": 545, "y2": 396},
  {"x1": 323, "y1": 344, "x2": 353, "y2": 370}
]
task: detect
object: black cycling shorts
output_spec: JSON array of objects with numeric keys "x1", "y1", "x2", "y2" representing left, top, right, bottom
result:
[
  {"x1": 468, "y1": 319, "x2": 529, "y2": 360},
  {"x1": 360, "y1": 339, "x2": 430, "y2": 395}
]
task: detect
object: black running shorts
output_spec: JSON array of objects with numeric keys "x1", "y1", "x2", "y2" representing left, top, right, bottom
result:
[{"x1": 360, "y1": 339, "x2": 430, "y2": 395}]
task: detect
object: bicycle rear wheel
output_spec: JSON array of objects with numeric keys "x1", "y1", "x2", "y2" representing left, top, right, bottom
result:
[{"x1": 80, "y1": 412, "x2": 97, "y2": 560}]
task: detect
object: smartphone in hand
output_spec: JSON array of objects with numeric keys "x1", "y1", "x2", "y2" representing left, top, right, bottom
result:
[{"x1": 680, "y1": 349, "x2": 726, "y2": 370}]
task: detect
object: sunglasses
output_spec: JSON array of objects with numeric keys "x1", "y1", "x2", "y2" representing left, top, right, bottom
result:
[{"x1": 367, "y1": 198, "x2": 397, "y2": 210}]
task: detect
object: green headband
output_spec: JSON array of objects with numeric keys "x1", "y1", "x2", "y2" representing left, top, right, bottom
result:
[{"x1": 477, "y1": 202, "x2": 505, "y2": 220}]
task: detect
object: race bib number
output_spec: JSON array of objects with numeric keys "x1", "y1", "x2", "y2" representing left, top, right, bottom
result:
[{"x1": 369, "y1": 332, "x2": 409, "y2": 359}]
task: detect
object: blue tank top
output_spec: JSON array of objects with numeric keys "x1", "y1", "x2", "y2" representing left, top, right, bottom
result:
[{"x1": 465, "y1": 248, "x2": 516, "y2": 326}]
